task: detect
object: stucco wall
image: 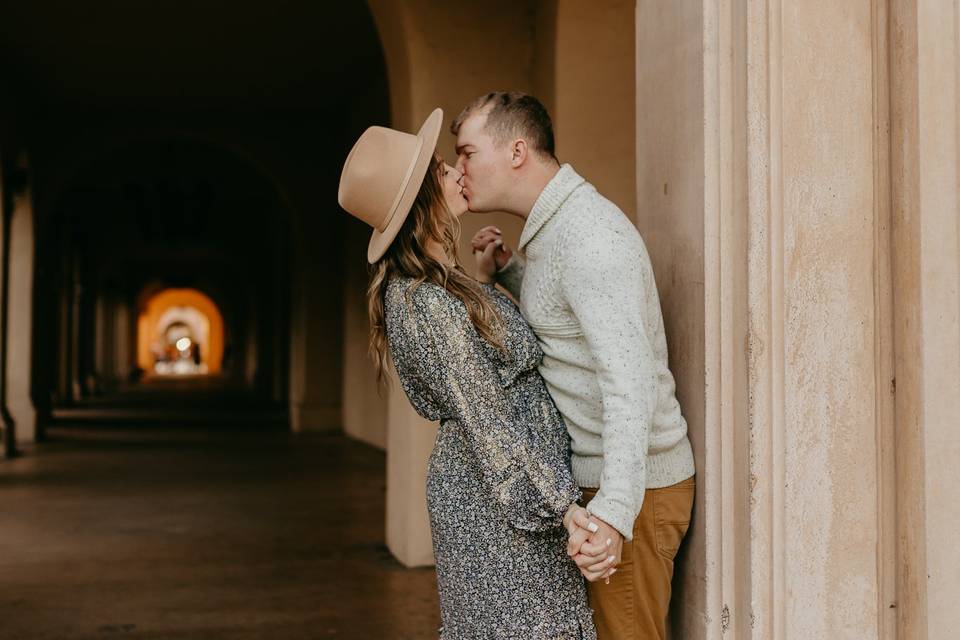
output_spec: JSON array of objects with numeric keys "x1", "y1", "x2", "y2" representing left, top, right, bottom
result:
[
  {"x1": 778, "y1": 2, "x2": 881, "y2": 634},
  {"x1": 634, "y1": 2, "x2": 707, "y2": 636},
  {"x1": 552, "y1": 0, "x2": 637, "y2": 220}
]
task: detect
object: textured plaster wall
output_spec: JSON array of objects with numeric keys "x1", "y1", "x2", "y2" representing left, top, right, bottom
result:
[
  {"x1": 552, "y1": 0, "x2": 637, "y2": 220},
  {"x1": 779, "y1": 1, "x2": 881, "y2": 634},
  {"x1": 913, "y1": 1, "x2": 960, "y2": 630},
  {"x1": 634, "y1": 2, "x2": 707, "y2": 636},
  {"x1": 890, "y1": 0, "x2": 960, "y2": 636}
]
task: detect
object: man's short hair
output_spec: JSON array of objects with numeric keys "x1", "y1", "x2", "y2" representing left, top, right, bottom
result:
[{"x1": 451, "y1": 91, "x2": 557, "y2": 161}]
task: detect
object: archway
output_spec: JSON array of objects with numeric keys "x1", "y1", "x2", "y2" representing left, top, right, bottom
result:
[
  {"x1": 137, "y1": 287, "x2": 225, "y2": 377},
  {"x1": 16, "y1": 2, "x2": 391, "y2": 431},
  {"x1": 37, "y1": 135, "x2": 295, "y2": 416}
]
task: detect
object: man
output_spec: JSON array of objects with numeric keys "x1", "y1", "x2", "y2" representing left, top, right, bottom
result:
[{"x1": 455, "y1": 91, "x2": 696, "y2": 639}]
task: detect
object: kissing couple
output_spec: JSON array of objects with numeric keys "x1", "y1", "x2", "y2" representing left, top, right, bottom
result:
[{"x1": 338, "y1": 92, "x2": 696, "y2": 639}]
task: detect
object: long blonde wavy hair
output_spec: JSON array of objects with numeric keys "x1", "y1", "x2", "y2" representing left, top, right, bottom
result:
[{"x1": 367, "y1": 155, "x2": 504, "y2": 382}]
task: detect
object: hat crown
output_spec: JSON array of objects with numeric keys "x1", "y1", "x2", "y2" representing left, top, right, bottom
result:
[{"x1": 338, "y1": 126, "x2": 424, "y2": 231}]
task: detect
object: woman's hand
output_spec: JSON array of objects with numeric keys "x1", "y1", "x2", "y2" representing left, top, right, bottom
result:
[
  {"x1": 564, "y1": 504, "x2": 615, "y2": 581},
  {"x1": 563, "y1": 503, "x2": 592, "y2": 534},
  {"x1": 471, "y1": 226, "x2": 513, "y2": 283},
  {"x1": 573, "y1": 516, "x2": 623, "y2": 583}
]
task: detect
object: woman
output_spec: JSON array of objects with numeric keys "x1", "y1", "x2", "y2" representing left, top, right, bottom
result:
[{"x1": 338, "y1": 109, "x2": 603, "y2": 638}]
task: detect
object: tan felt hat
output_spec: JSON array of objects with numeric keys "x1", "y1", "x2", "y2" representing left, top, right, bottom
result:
[{"x1": 338, "y1": 108, "x2": 444, "y2": 263}]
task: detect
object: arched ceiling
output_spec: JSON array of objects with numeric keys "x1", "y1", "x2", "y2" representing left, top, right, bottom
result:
[{"x1": 0, "y1": 0, "x2": 385, "y2": 112}]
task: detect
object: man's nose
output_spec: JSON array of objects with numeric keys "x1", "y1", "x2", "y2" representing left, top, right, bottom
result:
[{"x1": 454, "y1": 157, "x2": 465, "y2": 174}]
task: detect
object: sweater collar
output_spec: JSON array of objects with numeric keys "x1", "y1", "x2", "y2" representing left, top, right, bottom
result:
[{"x1": 518, "y1": 163, "x2": 586, "y2": 252}]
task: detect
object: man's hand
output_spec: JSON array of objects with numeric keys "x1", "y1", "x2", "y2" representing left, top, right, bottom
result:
[
  {"x1": 571, "y1": 515, "x2": 623, "y2": 583},
  {"x1": 471, "y1": 226, "x2": 513, "y2": 283}
]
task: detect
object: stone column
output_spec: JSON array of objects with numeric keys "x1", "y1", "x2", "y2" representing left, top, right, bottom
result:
[
  {"x1": 366, "y1": 0, "x2": 538, "y2": 567},
  {"x1": 0, "y1": 154, "x2": 17, "y2": 457},
  {"x1": 6, "y1": 153, "x2": 36, "y2": 444},
  {"x1": 639, "y1": 0, "x2": 905, "y2": 637},
  {"x1": 890, "y1": 0, "x2": 960, "y2": 636}
]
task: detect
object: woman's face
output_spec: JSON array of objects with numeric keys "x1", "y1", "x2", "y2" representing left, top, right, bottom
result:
[{"x1": 439, "y1": 160, "x2": 468, "y2": 218}]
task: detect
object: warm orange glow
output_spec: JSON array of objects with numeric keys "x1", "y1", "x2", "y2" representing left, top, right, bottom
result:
[{"x1": 137, "y1": 288, "x2": 225, "y2": 375}]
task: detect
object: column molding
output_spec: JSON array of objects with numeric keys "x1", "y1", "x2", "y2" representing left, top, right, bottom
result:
[
  {"x1": 743, "y1": 0, "x2": 787, "y2": 636},
  {"x1": 871, "y1": 0, "x2": 897, "y2": 637},
  {"x1": 890, "y1": 0, "x2": 960, "y2": 636}
]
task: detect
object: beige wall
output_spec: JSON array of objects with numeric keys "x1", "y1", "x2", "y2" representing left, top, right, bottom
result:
[
  {"x1": 779, "y1": 2, "x2": 881, "y2": 634},
  {"x1": 634, "y1": 3, "x2": 708, "y2": 636},
  {"x1": 552, "y1": 0, "x2": 637, "y2": 220}
]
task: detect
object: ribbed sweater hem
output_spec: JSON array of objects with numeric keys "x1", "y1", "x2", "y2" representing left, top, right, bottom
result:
[{"x1": 570, "y1": 437, "x2": 695, "y2": 491}]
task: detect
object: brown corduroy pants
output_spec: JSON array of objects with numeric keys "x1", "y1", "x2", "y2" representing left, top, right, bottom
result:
[{"x1": 580, "y1": 476, "x2": 695, "y2": 640}]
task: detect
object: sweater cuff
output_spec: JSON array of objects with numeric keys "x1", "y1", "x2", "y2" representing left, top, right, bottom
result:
[
  {"x1": 584, "y1": 494, "x2": 636, "y2": 541},
  {"x1": 496, "y1": 255, "x2": 524, "y2": 299}
]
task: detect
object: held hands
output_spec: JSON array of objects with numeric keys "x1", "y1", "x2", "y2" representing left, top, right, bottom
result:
[
  {"x1": 564, "y1": 504, "x2": 623, "y2": 583},
  {"x1": 471, "y1": 226, "x2": 513, "y2": 284}
]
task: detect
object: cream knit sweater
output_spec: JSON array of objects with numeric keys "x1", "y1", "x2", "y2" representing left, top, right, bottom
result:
[{"x1": 496, "y1": 164, "x2": 695, "y2": 539}]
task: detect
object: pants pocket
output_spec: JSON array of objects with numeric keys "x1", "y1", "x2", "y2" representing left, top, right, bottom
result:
[{"x1": 653, "y1": 477, "x2": 695, "y2": 560}]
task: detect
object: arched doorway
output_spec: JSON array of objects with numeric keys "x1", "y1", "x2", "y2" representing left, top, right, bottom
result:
[{"x1": 137, "y1": 287, "x2": 225, "y2": 377}]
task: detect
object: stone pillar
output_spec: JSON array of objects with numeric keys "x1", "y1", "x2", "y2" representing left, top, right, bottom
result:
[
  {"x1": 745, "y1": 2, "x2": 886, "y2": 636},
  {"x1": 341, "y1": 216, "x2": 387, "y2": 450},
  {"x1": 890, "y1": 0, "x2": 960, "y2": 636},
  {"x1": 384, "y1": 367, "x2": 437, "y2": 567},
  {"x1": 0, "y1": 154, "x2": 17, "y2": 457},
  {"x1": 638, "y1": 0, "x2": 906, "y2": 637},
  {"x1": 366, "y1": 0, "x2": 537, "y2": 567},
  {"x1": 6, "y1": 153, "x2": 36, "y2": 444},
  {"x1": 288, "y1": 195, "x2": 344, "y2": 433}
]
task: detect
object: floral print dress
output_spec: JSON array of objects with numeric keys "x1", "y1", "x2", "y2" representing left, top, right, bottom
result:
[{"x1": 384, "y1": 276, "x2": 596, "y2": 639}]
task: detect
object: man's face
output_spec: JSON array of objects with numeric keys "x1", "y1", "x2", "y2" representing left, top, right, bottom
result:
[{"x1": 454, "y1": 111, "x2": 511, "y2": 213}]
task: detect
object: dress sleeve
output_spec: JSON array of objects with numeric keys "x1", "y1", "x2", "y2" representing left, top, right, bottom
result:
[
  {"x1": 495, "y1": 254, "x2": 526, "y2": 300},
  {"x1": 406, "y1": 285, "x2": 579, "y2": 532}
]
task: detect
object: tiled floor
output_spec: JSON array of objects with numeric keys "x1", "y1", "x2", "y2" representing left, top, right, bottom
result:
[{"x1": 0, "y1": 427, "x2": 440, "y2": 639}]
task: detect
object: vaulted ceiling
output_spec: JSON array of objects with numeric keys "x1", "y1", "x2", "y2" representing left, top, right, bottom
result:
[{"x1": 0, "y1": 0, "x2": 385, "y2": 112}]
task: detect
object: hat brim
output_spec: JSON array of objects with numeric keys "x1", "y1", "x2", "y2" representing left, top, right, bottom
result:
[{"x1": 367, "y1": 108, "x2": 444, "y2": 263}]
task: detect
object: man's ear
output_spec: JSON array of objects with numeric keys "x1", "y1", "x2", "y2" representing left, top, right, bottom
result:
[{"x1": 510, "y1": 139, "x2": 528, "y2": 168}]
